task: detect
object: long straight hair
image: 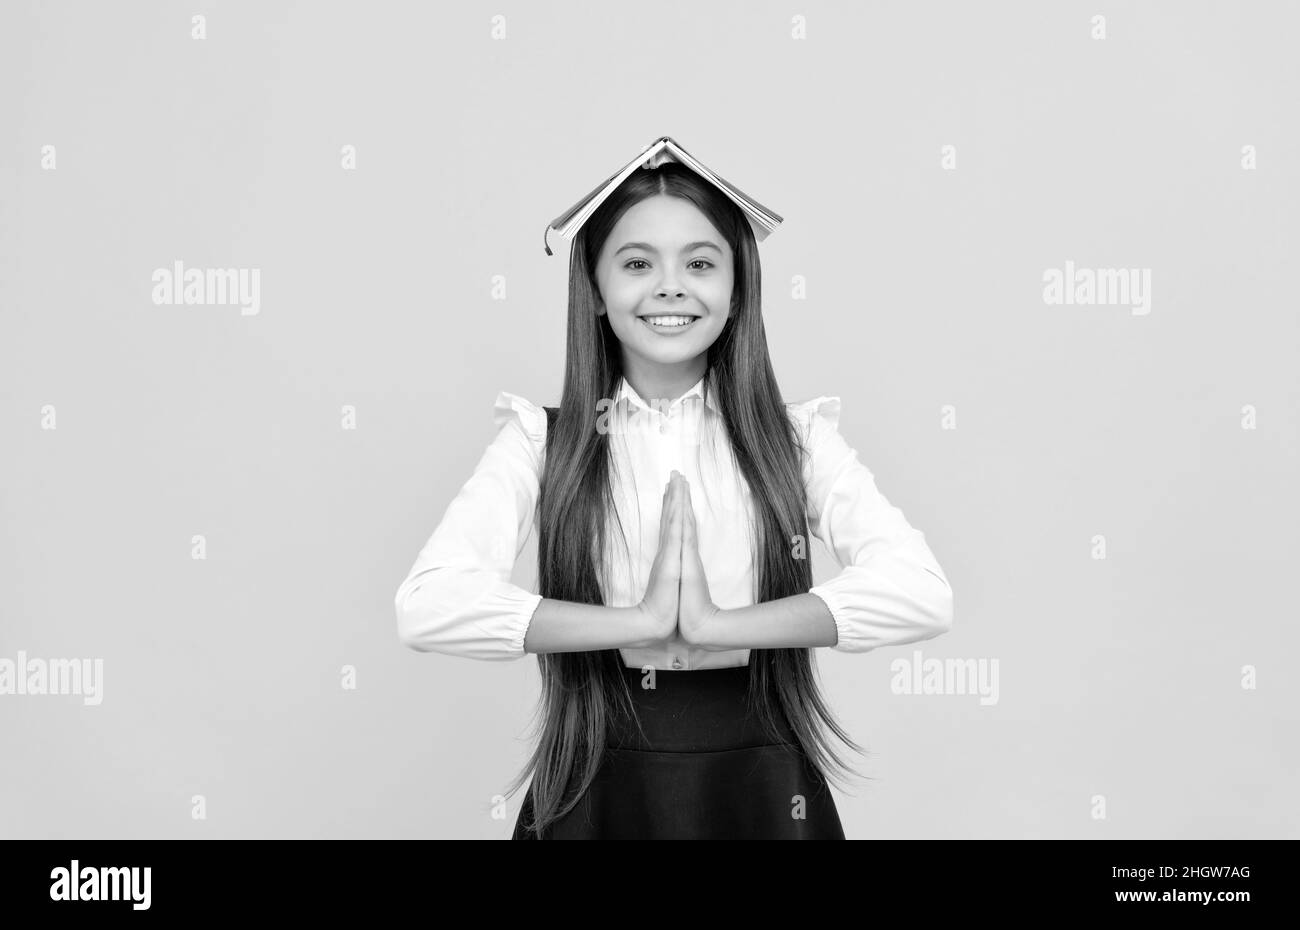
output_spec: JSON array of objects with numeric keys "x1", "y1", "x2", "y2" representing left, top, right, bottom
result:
[{"x1": 505, "y1": 162, "x2": 867, "y2": 835}]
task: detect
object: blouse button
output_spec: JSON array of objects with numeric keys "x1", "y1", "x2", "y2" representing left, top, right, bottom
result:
[{"x1": 671, "y1": 656, "x2": 683, "y2": 669}]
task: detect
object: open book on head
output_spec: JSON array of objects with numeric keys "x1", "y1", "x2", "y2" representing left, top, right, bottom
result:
[{"x1": 543, "y1": 135, "x2": 784, "y2": 255}]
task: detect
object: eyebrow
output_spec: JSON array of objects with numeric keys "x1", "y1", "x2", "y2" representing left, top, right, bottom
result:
[{"x1": 614, "y1": 240, "x2": 723, "y2": 256}]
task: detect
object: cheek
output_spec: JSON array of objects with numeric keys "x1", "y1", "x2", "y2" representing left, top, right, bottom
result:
[
  {"x1": 708, "y1": 294, "x2": 734, "y2": 326},
  {"x1": 705, "y1": 273, "x2": 735, "y2": 310},
  {"x1": 605, "y1": 291, "x2": 648, "y2": 326}
]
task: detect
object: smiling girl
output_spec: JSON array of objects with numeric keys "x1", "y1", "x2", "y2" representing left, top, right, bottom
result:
[{"x1": 395, "y1": 140, "x2": 955, "y2": 840}]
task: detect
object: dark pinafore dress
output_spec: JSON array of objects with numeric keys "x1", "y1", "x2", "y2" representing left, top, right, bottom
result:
[{"x1": 510, "y1": 407, "x2": 846, "y2": 840}]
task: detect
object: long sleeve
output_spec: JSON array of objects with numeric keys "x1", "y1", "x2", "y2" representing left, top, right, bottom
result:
[
  {"x1": 394, "y1": 391, "x2": 547, "y2": 660},
  {"x1": 792, "y1": 397, "x2": 955, "y2": 653}
]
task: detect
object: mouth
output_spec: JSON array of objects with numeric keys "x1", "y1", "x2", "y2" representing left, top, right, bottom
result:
[{"x1": 639, "y1": 313, "x2": 701, "y2": 335}]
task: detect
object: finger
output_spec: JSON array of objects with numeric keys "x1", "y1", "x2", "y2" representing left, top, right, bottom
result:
[
  {"x1": 680, "y1": 482, "x2": 701, "y2": 586},
  {"x1": 676, "y1": 473, "x2": 688, "y2": 540},
  {"x1": 668, "y1": 474, "x2": 684, "y2": 577},
  {"x1": 658, "y1": 475, "x2": 675, "y2": 547},
  {"x1": 682, "y1": 478, "x2": 697, "y2": 553}
]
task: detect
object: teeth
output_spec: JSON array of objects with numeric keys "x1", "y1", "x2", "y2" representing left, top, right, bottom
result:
[{"x1": 644, "y1": 315, "x2": 695, "y2": 327}]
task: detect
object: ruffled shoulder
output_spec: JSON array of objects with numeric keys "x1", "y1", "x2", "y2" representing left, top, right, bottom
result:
[
  {"x1": 786, "y1": 395, "x2": 842, "y2": 447},
  {"x1": 492, "y1": 391, "x2": 548, "y2": 450}
]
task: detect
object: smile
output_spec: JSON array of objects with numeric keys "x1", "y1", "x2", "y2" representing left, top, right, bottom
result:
[{"x1": 640, "y1": 315, "x2": 700, "y2": 334}]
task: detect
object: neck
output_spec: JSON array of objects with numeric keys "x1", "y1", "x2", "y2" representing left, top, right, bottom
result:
[{"x1": 620, "y1": 357, "x2": 708, "y2": 407}]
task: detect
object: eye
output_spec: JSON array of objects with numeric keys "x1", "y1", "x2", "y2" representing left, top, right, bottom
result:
[{"x1": 623, "y1": 258, "x2": 714, "y2": 272}]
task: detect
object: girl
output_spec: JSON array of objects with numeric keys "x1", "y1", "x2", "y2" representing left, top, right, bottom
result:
[{"x1": 395, "y1": 152, "x2": 955, "y2": 840}]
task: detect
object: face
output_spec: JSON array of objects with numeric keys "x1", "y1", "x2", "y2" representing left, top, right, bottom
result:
[{"x1": 593, "y1": 195, "x2": 735, "y2": 376}]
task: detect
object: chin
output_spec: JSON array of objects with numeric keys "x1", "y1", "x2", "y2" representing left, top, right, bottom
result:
[{"x1": 638, "y1": 346, "x2": 697, "y2": 365}]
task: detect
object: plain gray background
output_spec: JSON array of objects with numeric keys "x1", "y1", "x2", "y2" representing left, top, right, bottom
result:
[{"x1": 2, "y1": 0, "x2": 1296, "y2": 839}]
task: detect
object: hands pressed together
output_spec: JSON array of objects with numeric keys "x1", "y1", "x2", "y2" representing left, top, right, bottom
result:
[{"x1": 636, "y1": 471, "x2": 723, "y2": 648}]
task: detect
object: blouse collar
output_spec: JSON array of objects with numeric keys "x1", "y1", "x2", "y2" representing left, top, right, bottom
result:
[{"x1": 615, "y1": 370, "x2": 720, "y2": 415}]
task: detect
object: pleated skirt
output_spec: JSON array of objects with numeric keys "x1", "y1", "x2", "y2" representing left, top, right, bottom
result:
[{"x1": 511, "y1": 663, "x2": 845, "y2": 840}]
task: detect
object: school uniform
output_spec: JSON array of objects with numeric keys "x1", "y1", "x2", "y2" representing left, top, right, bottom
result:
[
  {"x1": 510, "y1": 661, "x2": 846, "y2": 840},
  {"x1": 395, "y1": 370, "x2": 954, "y2": 839}
]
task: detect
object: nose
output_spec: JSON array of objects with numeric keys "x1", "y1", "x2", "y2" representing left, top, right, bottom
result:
[{"x1": 654, "y1": 272, "x2": 686, "y2": 300}]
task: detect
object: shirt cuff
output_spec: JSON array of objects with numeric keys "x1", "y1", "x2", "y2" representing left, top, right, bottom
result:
[
  {"x1": 807, "y1": 585, "x2": 857, "y2": 652},
  {"x1": 808, "y1": 559, "x2": 953, "y2": 654},
  {"x1": 501, "y1": 588, "x2": 544, "y2": 658}
]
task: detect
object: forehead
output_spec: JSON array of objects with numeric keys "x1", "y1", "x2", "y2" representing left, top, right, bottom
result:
[{"x1": 605, "y1": 195, "x2": 729, "y2": 250}]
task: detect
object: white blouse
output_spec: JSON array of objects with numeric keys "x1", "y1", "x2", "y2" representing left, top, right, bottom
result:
[{"x1": 395, "y1": 373, "x2": 954, "y2": 670}]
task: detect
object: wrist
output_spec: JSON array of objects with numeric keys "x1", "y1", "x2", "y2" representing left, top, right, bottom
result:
[
  {"x1": 629, "y1": 603, "x2": 671, "y2": 649},
  {"x1": 682, "y1": 605, "x2": 728, "y2": 650}
]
